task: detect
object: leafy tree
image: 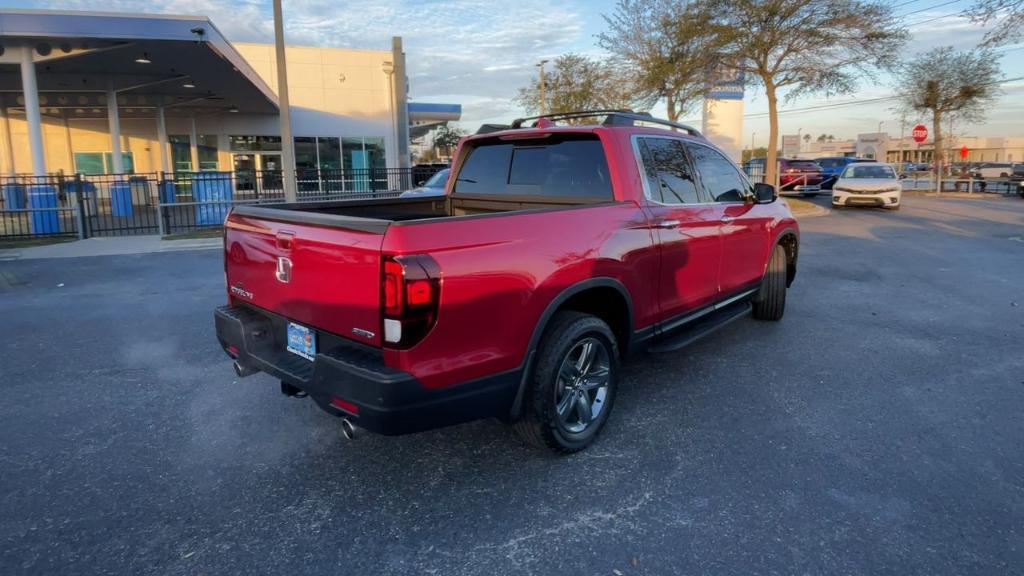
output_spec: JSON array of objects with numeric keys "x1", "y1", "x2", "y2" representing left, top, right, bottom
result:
[
  {"x1": 708, "y1": 0, "x2": 906, "y2": 186},
  {"x1": 827, "y1": 134, "x2": 835, "y2": 142},
  {"x1": 816, "y1": 134, "x2": 828, "y2": 142},
  {"x1": 896, "y1": 47, "x2": 1001, "y2": 173},
  {"x1": 742, "y1": 146, "x2": 769, "y2": 162},
  {"x1": 598, "y1": 0, "x2": 724, "y2": 120},
  {"x1": 802, "y1": 133, "x2": 811, "y2": 144},
  {"x1": 968, "y1": 0, "x2": 1023, "y2": 45},
  {"x1": 514, "y1": 53, "x2": 638, "y2": 116},
  {"x1": 432, "y1": 125, "x2": 466, "y2": 158}
]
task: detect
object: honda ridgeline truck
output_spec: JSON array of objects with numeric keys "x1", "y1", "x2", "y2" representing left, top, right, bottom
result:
[{"x1": 215, "y1": 110, "x2": 799, "y2": 452}]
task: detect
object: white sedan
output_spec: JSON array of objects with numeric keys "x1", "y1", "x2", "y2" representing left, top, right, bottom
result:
[{"x1": 832, "y1": 163, "x2": 902, "y2": 211}]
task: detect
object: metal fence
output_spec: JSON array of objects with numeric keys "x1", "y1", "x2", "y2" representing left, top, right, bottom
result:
[{"x1": 0, "y1": 166, "x2": 443, "y2": 240}]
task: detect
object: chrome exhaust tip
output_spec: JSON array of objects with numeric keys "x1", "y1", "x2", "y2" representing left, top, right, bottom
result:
[
  {"x1": 233, "y1": 360, "x2": 257, "y2": 378},
  {"x1": 341, "y1": 418, "x2": 358, "y2": 440}
]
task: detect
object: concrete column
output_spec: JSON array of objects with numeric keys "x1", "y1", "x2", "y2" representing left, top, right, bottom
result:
[
  {"x1": 107, "y1": 85, "x2": 124, "y2": 174},
  {"x1": 19, "y1": 47, "x2": 46, "y2": 176},
  {"x1": 156, "y1": 106, "x2": 170, "y2": 173},
  {"x1": 273, "y1": 0, "x2": 297, "y2": 201},
  {"x1": 391, "y1": 36, "x2": 410, "y2": 169},
  {"x1": 0, "y1": 106, "x2": 15, "y2": 175},
  {"x1": 189, "y1": 117, "x2": 200, "y2": 172}
]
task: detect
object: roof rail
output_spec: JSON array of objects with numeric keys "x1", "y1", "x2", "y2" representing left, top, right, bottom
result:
[{"x1": 509, "y1": 109, "x2": 702, "y2": 137}]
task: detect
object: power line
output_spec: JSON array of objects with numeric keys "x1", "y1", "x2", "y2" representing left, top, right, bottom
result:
[
  {"x1": 743, "y1": 75, "x2": 1024, "y2": 118},
  {"x1": 901, "y1": 0, "x2": 961, "y2": 17}
]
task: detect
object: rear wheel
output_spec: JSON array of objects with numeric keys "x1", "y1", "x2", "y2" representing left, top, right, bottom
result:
[
  {"x1": 513, "y1": 312, "x2": 619, "y2": 453},
  {"x1": 752, "y1": 244, "x2": 787, "y2": 321}
]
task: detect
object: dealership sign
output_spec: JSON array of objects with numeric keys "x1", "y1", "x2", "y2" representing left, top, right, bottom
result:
[{"x1": 912, "y1": 124, "x2": 928, "y2": 144}]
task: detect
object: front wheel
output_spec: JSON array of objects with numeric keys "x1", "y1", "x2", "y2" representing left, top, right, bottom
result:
[
  {"x1": 513, "y1": 312, "x2": 619, "y2": 453},
  {"x1": 752, "y1": 244, "x2": 787, "y2": 321}
]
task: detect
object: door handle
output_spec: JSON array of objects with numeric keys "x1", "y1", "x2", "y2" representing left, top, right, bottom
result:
[
  {"x1": 654, "y1": 219, "x2": 681, "y2": 229},
  {"x1": 720, "y1": 216, "x2": 736, "y2": 223}
]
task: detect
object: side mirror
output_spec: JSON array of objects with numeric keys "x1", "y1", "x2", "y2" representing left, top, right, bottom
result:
[
  {"x1": 899, "y1": 173, "x2": 907, "y2": 180},
  {"x1": 416, "y1": 180, "x2": 425, "y2": 186},
  {"x1": 753, "y1": 182, "x2": 776, "y2": 204}
]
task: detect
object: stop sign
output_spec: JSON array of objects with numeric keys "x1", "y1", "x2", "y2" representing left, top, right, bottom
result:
[{"x1": 912, "y1": 124, "x2": 928, "y2": 143}]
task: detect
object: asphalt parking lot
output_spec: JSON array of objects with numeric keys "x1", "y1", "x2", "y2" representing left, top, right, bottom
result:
[{"x1": 2, "y1": 195, "x2": 1022, "y2": 575}]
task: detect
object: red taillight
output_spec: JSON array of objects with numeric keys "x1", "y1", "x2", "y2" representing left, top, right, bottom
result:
[
  {"x1": 381, "y1": 255, "x2": 441, "y2": 348},
  {"x1": 383, "y1": 260, "x2": 404, "y2": 315},
  {"x1": 406, "y1": 279, "x2": 433, "y2": 307}
]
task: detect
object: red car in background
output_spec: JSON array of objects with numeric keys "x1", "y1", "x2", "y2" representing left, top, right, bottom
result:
[
  {"x1": 742, "y1": 157, "x2": 825, "y2": 196},
  {"x1": 778, "y1": 158, "x2": 825, "y2": 196}
]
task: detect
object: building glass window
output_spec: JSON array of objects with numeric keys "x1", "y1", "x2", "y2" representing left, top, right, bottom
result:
[
  {"x1": 169, "y1": 135, "x2": 192, "y2": 172},
  {"x1": 317, "y1": 137, "x2": 341, "y2": 170},
  {"x1": 198, "y1": 135, "x2": 219, "y2": 171},
  {"x1": 74, "y1": 152, "x2": 134, "y2": 175},
  {"x1": 364, "y1": 137, "x2": 387, "y2": 170},
  {"x1": 229, "y1": 135, "x2": 282, "y2": 152},
  {"x1": 294, "y1": 137, "x2": 318, "y2": 170}
]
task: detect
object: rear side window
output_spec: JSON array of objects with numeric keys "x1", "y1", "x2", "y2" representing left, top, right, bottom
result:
[
  {"x1": 637, "y1": 137, "x2": 703, "y2": 204},
  {"x1": 790, "y1": 161, "x2": 821, "y2": 172},
  {"x1": 686, "y1": 143, "x2": 752, "y2": 203},
  {"x1": 453, "y1": 136, "x2": 613, "y2": 199}
]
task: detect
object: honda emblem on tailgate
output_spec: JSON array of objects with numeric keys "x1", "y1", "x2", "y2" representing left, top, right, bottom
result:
[{"x1": 275, "y1": 256, "x2": 292, "y2": 283}]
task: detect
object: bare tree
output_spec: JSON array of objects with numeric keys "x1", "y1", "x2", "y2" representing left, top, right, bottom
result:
[
  {"x1": 968, "y1": 0, "x2": 1024, "y2": 46},
  {"x1": 598, "y1": 0, "x2": 724, "y2": 121},
  {"x1": 708, "y1": 0, "x2": 906, "y2": 185},
  {"x1": 514, "y1": 53, "x2": 638, "y2": 116},
  {"x1": 896, "y1": 47, "x2": 1001, "y2": 175}
]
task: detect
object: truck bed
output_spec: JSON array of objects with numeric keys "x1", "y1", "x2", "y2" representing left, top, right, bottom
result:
[{"x1": 231, "y1": 194, "x2": 610, "y2": 231}]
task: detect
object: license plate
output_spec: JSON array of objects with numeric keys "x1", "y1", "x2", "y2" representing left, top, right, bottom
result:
[{"x1": 286, "y1": 322, "x2": 316, "y2": 361}]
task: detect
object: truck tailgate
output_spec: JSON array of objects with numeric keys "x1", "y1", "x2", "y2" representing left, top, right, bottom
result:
[{"x1": 224, "y1": 210, "x2": 385, "y2": 347}]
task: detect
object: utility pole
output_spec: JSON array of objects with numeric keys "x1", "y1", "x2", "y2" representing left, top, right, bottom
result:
[
  {"x1": 273, "y1": 0, "x2": 297, "y2": 202},
  {"x1": 750, "y1": 132, "x2": 756, "y2": 157},
  {"x1": 537, "y1": 59, "x2": 549, "y2": 115}
]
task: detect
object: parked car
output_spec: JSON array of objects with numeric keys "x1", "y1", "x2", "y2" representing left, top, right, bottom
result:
[
  {"x1": 743, "y1": 158, "x2": 825, "y2": 195},
  {"x1": 1012, "y1": 163, "x2": 1024, "y2": 181},
  {"x1": 215, "y1": 110, "x2": 800, "y2": 453},
  {"x1": 778, "y1": 159, "x2": 825, "y2": 196},
  {"x1": 832, "y1": 162, "x2": 902, "y2": 210},
  {"x1": 399, "y1": 168, "x2": 449, "y2": 198},
  {"x1": 970, "y1": 162, "x2": 1015, "y2": 179},
  {"x1": 815, "y1": 157, "x2": 872, "y2": 189}
]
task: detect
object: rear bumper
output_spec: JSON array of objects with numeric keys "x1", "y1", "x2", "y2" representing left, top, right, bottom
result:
[{"x1": 214, "y1": 305, "x2": 520, "y2": 435}]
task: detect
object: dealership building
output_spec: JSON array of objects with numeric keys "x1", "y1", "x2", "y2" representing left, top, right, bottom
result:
[
  {"x1": 786, "y1": 132, "x2": 1024, "y2": 164},
  {"x1": 0, "y1": 9, "x2": 460, "y2": 178}
]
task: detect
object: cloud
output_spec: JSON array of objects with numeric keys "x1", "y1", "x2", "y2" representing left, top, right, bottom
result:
[{"x1": 42, "y1": 0, "x2": 584, "y2": 125}]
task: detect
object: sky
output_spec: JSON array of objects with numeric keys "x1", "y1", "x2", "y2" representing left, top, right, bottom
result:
[{"x1": 9, "y1": 0, "x2": 1024, "y2": 142}]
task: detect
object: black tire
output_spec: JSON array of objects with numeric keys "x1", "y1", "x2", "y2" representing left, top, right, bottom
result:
[
  {"x1": 512, "y1": 312, "x2": 619, "y2": 453},
  {"x1": 752, "y1": 244, "x2": 787, "y2": 321}
]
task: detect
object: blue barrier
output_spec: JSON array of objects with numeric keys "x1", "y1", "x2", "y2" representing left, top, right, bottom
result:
[
  {"x1": 193, "y1": 172, "x2": 232, "y2": 226},
  {"x1": 110, "y1": 181, "x2": 133, "y2": 217},
  {"x1": 159, "y1": 181, "x2": 176, "y2": 204},
  {"x1": 28, "y1": 185, "x2": 59, "y2": 234},
  {"x1": 4, "y1": 184, "x2": 25, "y2": 209}
]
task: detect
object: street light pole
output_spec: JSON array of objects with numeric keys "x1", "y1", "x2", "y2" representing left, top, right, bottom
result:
[
  {"x1": 796, "y1": 127, "x2": 802, "y2": 155},
  {"x1": 537, "y1": 59, "x2": 549, "y2": 115},
  {"x1": 750, "y1": 132, "x2": 756, "y2": 157},
  {"x1": 273, "y1": 0, "x2": 297, "y2": 202}
]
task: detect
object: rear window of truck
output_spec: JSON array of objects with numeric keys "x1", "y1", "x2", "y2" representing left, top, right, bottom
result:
[{"x1": 453, "y1": 135, "x2": 612, "y2": 199}]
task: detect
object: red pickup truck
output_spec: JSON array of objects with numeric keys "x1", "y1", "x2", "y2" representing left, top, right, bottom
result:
[{"x1": 215, "y1": 110, "x2": 799, "y2": 452}]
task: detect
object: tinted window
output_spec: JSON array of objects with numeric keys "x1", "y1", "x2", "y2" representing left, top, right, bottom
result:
[
  {"x1": 453, "y1": 137, "x2": 612, "y2": 198},
  {"x1": 817, "y1": 158, "x2": 842, "y2": 169},
  {"x1": 638, "y1": 138, "x2": 702, "y2": 204},
  {"x1": 842, "y1": 165, "x2": 896, "y2": 179},
  {"x1": 790, "y1": 161, "x2": 822, "y2": 172},
  {"x1": 687, "y1": 144, "x2": 751, "y2": 202}
]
